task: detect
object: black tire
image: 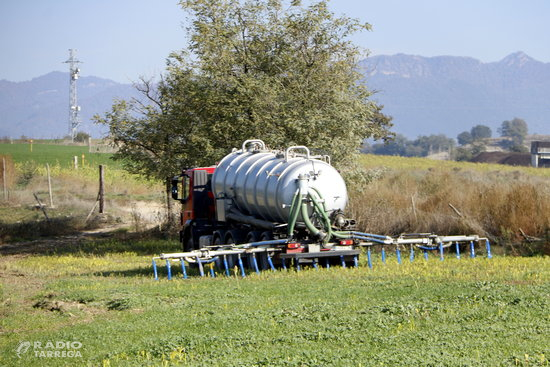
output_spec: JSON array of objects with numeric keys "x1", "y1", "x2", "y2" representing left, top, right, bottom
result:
[
  {"x1": 212, "y1": 235, "x2": 224, "y2": 269},
  {"x1": 246, "y1": 231, "x2": 262, "y2": 243},
  {"x1": 260, "y1": 231, "x2": 273, "y2": 241},
  {"x1": 213, "y1": 235, "x2": 223, "y2": 247},
  {"x1": 183, "y1": 230, "x2": 193, "y2": 252}
]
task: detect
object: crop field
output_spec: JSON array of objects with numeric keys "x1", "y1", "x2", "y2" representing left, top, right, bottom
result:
[
  {"x1": 0, "y1": 142, "x2": 119, "y2": 168},
  {"x1": 0, "y1": 239, "x2": 549, "y2": 366}
]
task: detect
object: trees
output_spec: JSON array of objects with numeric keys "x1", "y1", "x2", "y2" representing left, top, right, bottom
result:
[
  {"x1": 457, "y1": 124, "x2": 491, "y2": 146},
  {"x1": 367, "y1": 134, "x2": 455, "y2": 157},
  {"x1": 74, "y1": 131, "x2": 91, "y2": 143},
  {"x1": 455, "y1": 141, "x2": 486, "y2": 161},
  {"x1": 499, "y1": 118, "x2": 528, "y2": 145},
  {"x1": 470, "y1": 124, "x2": 491, "y2": 140},
  {"x1": 367, "y1": 134, "x2": 410, "y2": 156},
  {"x1": 457, "y1": 131, "x2": 473, "y2": 146},
  {"x1": 498, "y1": 118, "x2": 529, "y2": 152},
  {"x1": 95, "y1": 0, "x2": 392, "y2": 180},
  {"x1": 413, "y1": 134, "x2": 456, "y2": 156}
]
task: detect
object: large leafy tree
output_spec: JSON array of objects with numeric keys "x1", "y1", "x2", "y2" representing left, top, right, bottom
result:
[{"x1": 95, "y1": 0, "x2": 392, "y2": 180}]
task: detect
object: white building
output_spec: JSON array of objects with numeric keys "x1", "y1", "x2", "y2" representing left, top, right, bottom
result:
[{"x1": 531, "y1": 141, "x2": 550, "y2": 167}]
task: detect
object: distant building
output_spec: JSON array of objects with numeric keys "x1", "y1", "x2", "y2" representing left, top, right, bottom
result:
[{"x1": 531, "y1": 141, "x2": 550, "y2": 167}]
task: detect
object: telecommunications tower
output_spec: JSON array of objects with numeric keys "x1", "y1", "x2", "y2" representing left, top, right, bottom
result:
[{"x1": 63, "y1": 49, "x2": 82, "y2": 141}]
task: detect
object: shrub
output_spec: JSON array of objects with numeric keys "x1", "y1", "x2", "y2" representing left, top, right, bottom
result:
[
  {"x1": 74, "y1": 131, "x2": 91, "y2": 143},
  {"x1": 16, "y1": 161, "x2": 38, "y2": 187}
]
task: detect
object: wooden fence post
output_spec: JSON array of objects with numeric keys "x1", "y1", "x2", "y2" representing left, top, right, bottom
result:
[
  {"x1": 33, "y1": 193, "x2": 49, "y2": 221},
  {"x1": 99, "y1": 165, "x2": 104, "y2": 214},
  {"x1": 2, "y1": 157, "x2": 7, "y2": 201},
  {"x1": 46, "y1": 163, "x2": 54, "y2": 207}
]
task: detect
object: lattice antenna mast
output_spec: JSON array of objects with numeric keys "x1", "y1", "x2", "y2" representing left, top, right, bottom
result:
[{"x1": 63, "y1": 49, "x2": 83, "y2": 142}]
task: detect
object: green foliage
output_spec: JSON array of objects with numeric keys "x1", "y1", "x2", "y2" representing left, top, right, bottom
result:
[
  {"x1": 457, "y1": 131, "x2": 473, "y2": 146},
  {"x1": 454, "y1": 146, "x2": 473, "y2": 161},
  {"x1": 363, "y1": 133, "x2": 409, "y2": 156},
  {"x1": 457, "y1": 124, "x2": 491, "y2": 147},
  {"x1": 508, "y1": 143, "x2": 529, "y2": 153},
  {"x1": 470, "y1": 124, "x2": 492, "y2": 140},
  {"x1": 499, "y1": 118, "x2": 529, "y2": 145},
  {"x1": 95, "y1": 0, "x2": 392, "y2": 179},
  {"x1": 454, "y1": 141, "x2": 486, "y2": 161},
  {"x1": 73, "y1": 131, "x2": 90, "y2": 143},
  {"x1": 15, "y1": 161, "x2": 38, "y2": 187},
  {"x1": 366, "y1": 133, "x2": 455, "y2": 157},
  {"x1": 339, "y1": 163, "x2": 387, "y2": 192}
]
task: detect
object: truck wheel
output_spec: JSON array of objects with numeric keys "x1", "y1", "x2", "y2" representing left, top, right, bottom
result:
[
  {"x1": 213, "y1": 235, "x2": 223, "y2": 248},
  {"x1": 260, "y1": 231, "x2": 273, "y2": 241},
  {"x1": 185, "y1": 237, "x2": 194, "y2": 252},
  {"x1": 212, "y1": 235, "x2": 225, "y2": 270},
  {"x1": 183, "y1": 230, "x2": 193, "y2": 252}
]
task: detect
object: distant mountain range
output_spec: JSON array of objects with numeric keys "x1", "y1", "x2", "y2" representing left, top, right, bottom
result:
[
  {"x1": 1, "y1": 51, "x2": 549, "y2": 139},
  {"x1": 0, "y1": 72, "x2": 138, "y2": 138},
  {"x1": 360, "y1": 51, "x2": 550, "y2": 138}
]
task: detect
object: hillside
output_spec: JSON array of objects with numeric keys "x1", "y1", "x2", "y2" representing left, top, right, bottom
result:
[
  {"x1": 0, "y1": 72, "x2": 138, "y2": 138},
  {"x1": 360, "y1": 52, "x2": 550, "y2": 138},
  {"x1": 1, "y1": 52, "x2": 550, "y2": 140}
]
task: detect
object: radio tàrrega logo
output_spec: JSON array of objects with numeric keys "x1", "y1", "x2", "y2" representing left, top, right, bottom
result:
[
  {"x1": 15, "y1": 340, "x2": 83, "y2": 358},
  {"x1": 15, "y1": 341, "x2": 31, "y2": 358}
]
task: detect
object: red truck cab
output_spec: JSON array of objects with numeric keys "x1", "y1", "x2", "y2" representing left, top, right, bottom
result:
[{"x1": 171, "y1": 167, "x2": 216, "y2": 250}]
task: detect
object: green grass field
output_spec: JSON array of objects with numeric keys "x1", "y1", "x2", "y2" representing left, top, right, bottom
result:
[
  {"x1": 1, "y1": 143, "x2": 549, "y2": 366},
  {"x1": 0, "y1": 238, "x2": 549, "y2": 366},
  {"x1": 0, "y1": 143, "x2": 119, "y2": 169}
]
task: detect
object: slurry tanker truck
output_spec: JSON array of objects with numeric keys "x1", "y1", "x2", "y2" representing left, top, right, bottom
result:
[
  {"x1": 156, "y1": 139, "x2": 488, "y2": 278},
  {"x1": 170, "y1": 140, "x2": 360, "y2": 269}
]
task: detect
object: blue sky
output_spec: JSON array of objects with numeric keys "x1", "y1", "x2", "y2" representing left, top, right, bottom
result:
[{"x1": 1, "y1": 0, "x2": 549, "y2": 83}]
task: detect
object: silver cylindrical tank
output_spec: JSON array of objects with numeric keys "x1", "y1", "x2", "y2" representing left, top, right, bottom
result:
[{"x1": 212, "y1": 140, "x2": 348, "y2": 223}]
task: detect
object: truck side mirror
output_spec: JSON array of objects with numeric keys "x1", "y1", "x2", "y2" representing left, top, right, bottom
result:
[
  {"x1": 171, "y1": 176, "x2": 181, "y2": 201},
  {"x1": 172, "y1": 174, "x2": 190, "y2": 203}
]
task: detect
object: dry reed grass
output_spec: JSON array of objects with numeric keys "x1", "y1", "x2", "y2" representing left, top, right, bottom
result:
[{"x1": 349, "y1": 166, "x2": 550, "y2": 252}]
